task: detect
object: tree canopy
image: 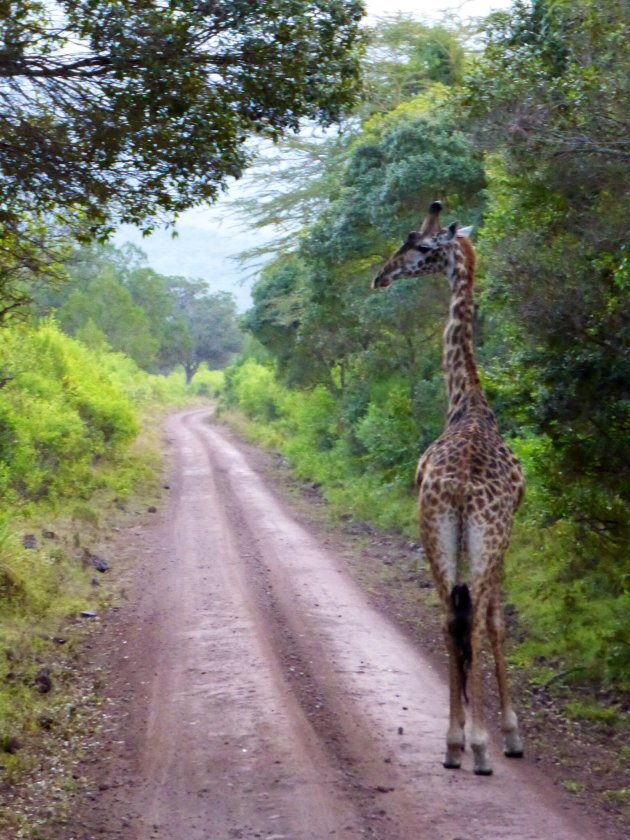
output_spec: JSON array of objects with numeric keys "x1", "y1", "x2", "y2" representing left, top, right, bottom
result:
[{"x1": 0, "y1": 0, "x2": 365, "y2": 237}]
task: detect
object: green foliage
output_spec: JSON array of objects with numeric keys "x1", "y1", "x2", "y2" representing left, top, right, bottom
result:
[
  {"x1": 36, "y1": 242, "x2": 244, "y2": 378},
  {"x1": 0, "y1": 1, "x2": 365, "y2": 241},
  {"x1": 282, "y1": 385, "x2": 344, "y2": 484},
  {"x1": 339, "y1": 94, "x2": 485, "y2": 243},
  {"x1": 169, "y1": 288, "x2": 243, "y2": 384},
  {"x1": 505, "y1": 436, "x2": 630, "y2": 687},
  {"x1": 189, "y1": 366, "x2": 225, "y2": 399},
  {"x1": 354, "y1": 380, "x2": 429, "y2": 482},
  {"x1": 362, "y1": 15, "x2": 466, "y2": 114},
  {"x1": 0, "y1": 321, "x2": 181, "y2": 782},
  {"x1": 245, "y1": 91, "x2": 485, "y2": 398},
  {"x1": 59, "y1": 274, "x2": 159, "y2": 369},
  {"x1": 228, "y1": 15, "x2": 472, "y2": 266},
  {"x1": 0, "y1": 322, "x2": 138, "y2": 504},
  {"x1": 224, "y1": 359, "x2": 286, "y2": 423},
  {"x1": 0, "y1": 217, "x2": 74, "y2": 326}
]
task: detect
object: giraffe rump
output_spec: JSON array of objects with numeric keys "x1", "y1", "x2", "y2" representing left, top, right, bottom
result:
[{"x1": 449, "y1": 583, "x2": 473, "y2": 704}]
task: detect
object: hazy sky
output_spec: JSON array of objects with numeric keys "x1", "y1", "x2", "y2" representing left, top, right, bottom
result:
[
  {"x1": 115, "y1": 0, "x2": 513, "y2": 311},
  {"x1": 367, "y1": 0, "x2": 511, "y2": 18}
]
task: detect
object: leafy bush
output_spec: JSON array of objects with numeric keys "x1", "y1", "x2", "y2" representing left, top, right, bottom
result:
[
  {"x1": 224, "y1": 360, "x2": 285, "y2": 422},
  {"x1": 355, "y1": 383, "x2": 419, "y2": 480},
  {"x1": 189, "y1": 365, "x2": 225, "y2": 397},
  {"x1": 507, "y1": 436, "x2": 630, "y2": 688},
  {"x1": 281, "y1": 386, "x2": 373, "y2": 493},
  {"x1": 0, "y1": 322, "x2": 138, "y2": 503}
]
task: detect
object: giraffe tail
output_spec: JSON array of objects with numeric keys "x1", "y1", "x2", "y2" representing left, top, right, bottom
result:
[{"x1": 449, "y1": 583, "x2": 473, "y2": 704}]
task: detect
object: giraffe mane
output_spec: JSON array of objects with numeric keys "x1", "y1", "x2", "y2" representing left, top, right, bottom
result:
[{"x1": 456, "y1": 232, "x2": 477, "y2": 287}]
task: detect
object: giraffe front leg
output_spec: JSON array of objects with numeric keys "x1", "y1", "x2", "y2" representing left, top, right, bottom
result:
[
  {"x1": 487, "y1": 597, "x2": 524, "y2": 758},
  {"x1": 442, "y1": 619, "x2": 466, "y2": 769}
]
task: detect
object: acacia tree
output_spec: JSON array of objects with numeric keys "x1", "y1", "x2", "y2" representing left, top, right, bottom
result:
[{"x1": 228, "y1": 15, "x2": 467, "y2": 262}]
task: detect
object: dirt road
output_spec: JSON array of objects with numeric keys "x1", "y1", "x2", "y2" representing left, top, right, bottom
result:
[{"x1": 76, "y1": 408, "x2": 601, "y2": 840}]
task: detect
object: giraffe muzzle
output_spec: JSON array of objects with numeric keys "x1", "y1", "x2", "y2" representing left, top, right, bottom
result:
[{"x1": 372, "y1": 273, "x2": 391, "y2": 289}]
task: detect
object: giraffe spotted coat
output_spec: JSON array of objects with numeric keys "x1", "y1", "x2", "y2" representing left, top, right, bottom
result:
[{"x1": 372, "y1": 201, "x2": 525, "y2": 776}]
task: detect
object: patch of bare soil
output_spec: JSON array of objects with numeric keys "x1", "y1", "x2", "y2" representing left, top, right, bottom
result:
[{"x1": 4, "y1": 407, "x2": 627, "y2": 840}]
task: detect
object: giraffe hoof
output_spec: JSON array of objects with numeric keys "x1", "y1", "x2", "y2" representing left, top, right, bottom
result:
[
  {"x1": 473, "y1": 766, "x2": 493, "y2": 776},
  {"x1": 443, "y1": 760, "x2": 461, "y2": 770},
  {"x1": 504, "y1": 748, "x2": 524, "y2": 759}
]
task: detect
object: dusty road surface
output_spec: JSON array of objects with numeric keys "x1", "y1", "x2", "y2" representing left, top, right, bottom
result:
[{"x1": 76, "y1": 408, "x2": 602, "y2": 840}]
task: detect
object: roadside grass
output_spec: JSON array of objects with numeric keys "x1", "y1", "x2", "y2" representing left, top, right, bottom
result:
[
  {"x1": 0, "y1": 404, "x2": 173, "y2": 836},
  {"x1": 0, "y1": 321, "x2": 224, "y2": 832}
]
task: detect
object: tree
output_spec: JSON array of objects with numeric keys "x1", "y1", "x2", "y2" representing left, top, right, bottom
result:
[
  {"x1": 0, "y1": 1, "x2": 365, "y2": 238},
  {"x1": 165, "y1": 283, "x2": 243, "y2": 383},
  {"x1": 227, "y1": 16, "x2": 468, "y2": 264},
  {"x1": 57, "y1": 272, "x2": 159, "y2": 369},
  {"x1": 463, "y1": 0, "x2": 630, "y2": 515},
  {"x1": 465, "y1": 0, "x2": 630, "y2": 168},
  {"x1": 360, "y1": 14, "x2": 466, "y2": 115},
  {"x1": 0, "y1": 217, "x2": 72, "y2": 323}
]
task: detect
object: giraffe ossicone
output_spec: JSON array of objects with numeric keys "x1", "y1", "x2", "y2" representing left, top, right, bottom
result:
[{"x1": 373, "y1": 201, "x2": 525, "y2": 776}]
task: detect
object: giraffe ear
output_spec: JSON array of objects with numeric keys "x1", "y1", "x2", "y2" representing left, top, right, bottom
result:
[
  {"x1": 447, "y1": 221, "x2": 459, "y2": 239},
  {"x1": 457, "y1": 225, "x2": 474, "y2": 239}
]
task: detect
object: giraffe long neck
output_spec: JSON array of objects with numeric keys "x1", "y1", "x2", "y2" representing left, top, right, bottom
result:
[{"x1": 442, "y1": 238, "x2": 488, "y2": 425}]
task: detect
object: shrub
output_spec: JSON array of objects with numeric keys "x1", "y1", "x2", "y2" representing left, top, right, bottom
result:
[
  {"x1": 0, "y1": 322, "x2": 138, "y2": 502},
  {"x1": 355, "y1": 384, "x2": 419, "y2": 481},
  {"x1": 224, "y1": 360, "x2": 285, "y2": 422}
]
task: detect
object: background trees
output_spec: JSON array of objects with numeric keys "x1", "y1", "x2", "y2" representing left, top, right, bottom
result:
[
  {"x1": 162, "y1": 282, "x2": 243, "y2": 383},
  {"x1": 36, "y1": 243, "x2": 243, "y2": 377}
]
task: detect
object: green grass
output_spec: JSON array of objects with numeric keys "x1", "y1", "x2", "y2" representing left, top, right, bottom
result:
[{"x1": 565, "y1": 700, "x2": 628, "y2": 729}]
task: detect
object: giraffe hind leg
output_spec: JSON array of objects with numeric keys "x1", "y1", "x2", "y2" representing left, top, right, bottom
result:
[
  {"x1": 487, "y1": 596, "x2": 524, "y2": 758},
  {"x1": 443, "y1": 583, "x2": 472, "y2": 769},
  {"x1": 467, "y1": 585, "x2": 493, "y2": 776},
  {"x1": 423, "y1": 510, "x2": 465, "y2": 769}
]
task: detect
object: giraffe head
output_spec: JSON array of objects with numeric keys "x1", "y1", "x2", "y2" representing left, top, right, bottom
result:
[{"x1": 372, "y1": 201, "x2": 473, "y2": 289}]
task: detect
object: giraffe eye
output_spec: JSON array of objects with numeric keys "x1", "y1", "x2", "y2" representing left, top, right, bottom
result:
[{"x1": 417, "y1": 244, "x2": 432, "y2": 254}]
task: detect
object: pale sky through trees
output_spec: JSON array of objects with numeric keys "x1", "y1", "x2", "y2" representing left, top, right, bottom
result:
[
  {"x1": 115, "y1": 0, "x2": 513, "y2": 311},
  {"x1": 367, "y1": 0, "x2": 511, "y2": 18}
]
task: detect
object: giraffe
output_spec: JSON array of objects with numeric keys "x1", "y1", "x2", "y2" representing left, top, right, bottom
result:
[{"x1": 372, "y1": 201, "x2": 525, "y2": 775}]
